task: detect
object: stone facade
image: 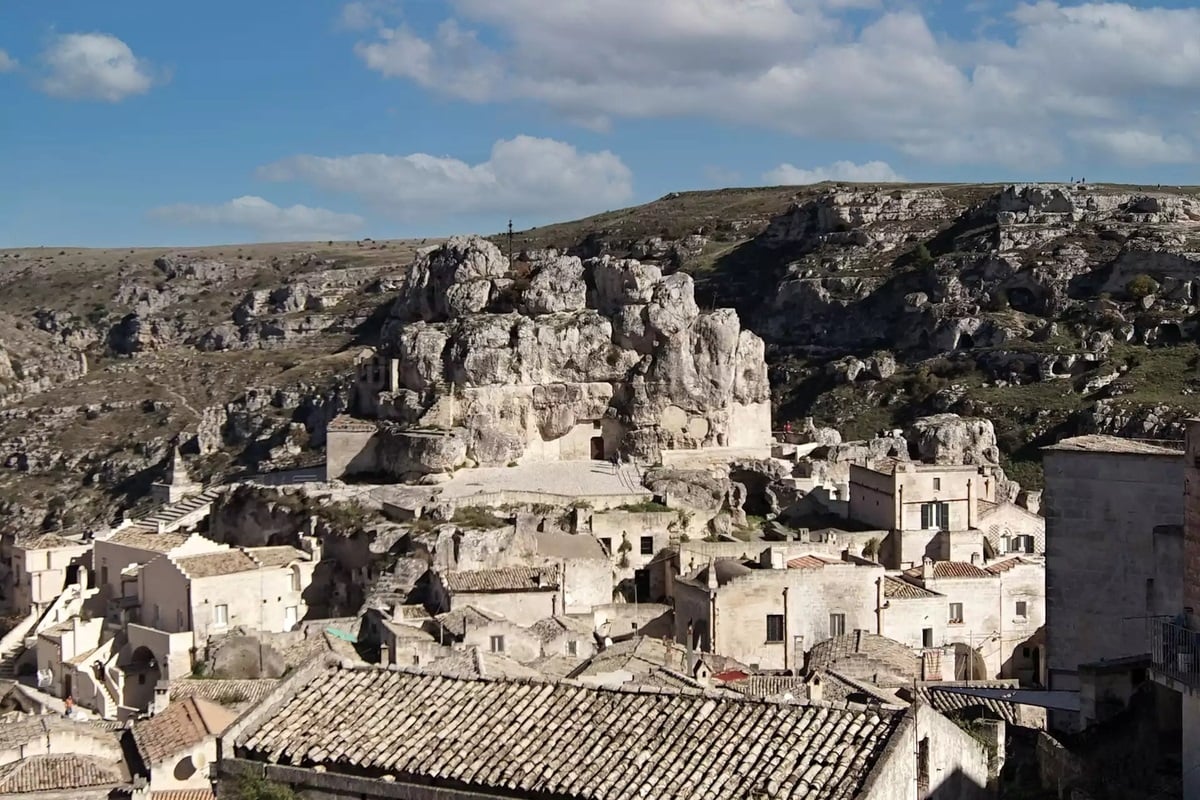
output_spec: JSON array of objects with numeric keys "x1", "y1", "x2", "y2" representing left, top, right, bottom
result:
[
  {"x1": 7, "y1": 535, "x2": 91, "y2": 616},
  {"x1": 1043, "y1": 435, "x2": 1184, "y2": 713}
]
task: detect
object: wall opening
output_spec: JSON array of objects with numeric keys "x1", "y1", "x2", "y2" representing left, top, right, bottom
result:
[{"x1": 590, "y1": 437, "x2": 606, "y2": 460}]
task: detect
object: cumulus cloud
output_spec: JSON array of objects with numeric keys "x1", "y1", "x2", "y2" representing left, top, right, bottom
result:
[
  {"x1": 257, "y1": 135, "x2": 633, "y2": 219},
  {"x1": 345, "y1": 0, "x2": 1200, "y2": 168},
  {"x1": 0, "y1": 50, "x2": 17, "y2": 73},
  {"x1": 151, "y1": 196, "x2": 364, "y2": 241},
  {"x1": 763, "y1": 160, "x2": 903, "y2": 185},
  {"x1": 1071, "y1": 129, "x2": 1195, "y2": 164},
  {"x1": 39, "y1": 33, "x2": 159, "y2": 101}
]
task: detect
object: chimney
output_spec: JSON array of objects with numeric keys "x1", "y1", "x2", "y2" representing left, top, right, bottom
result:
[
  {"x1": 152, "y1": 680, "x2": 170, "y2": 715},
  {"x1": 379, "y1": 641, "x2": 392, "y2": 666},
  {"x1": 970, "y1": 552, "x2": 981, "y2": 566},
  {"x1": 921, "y1": 556, "x2": 934, "y2": 581},
  {"x1": 706, "y1": 557, "x2": 719, "y2": 590},
  {"x1": 301, "y1": 534, "x2": 323, "y2": 563}
]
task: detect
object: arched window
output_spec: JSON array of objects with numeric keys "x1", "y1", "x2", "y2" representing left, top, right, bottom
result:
[{"x1": 291, "y1": 565, "x2": 302, "y2": 593}]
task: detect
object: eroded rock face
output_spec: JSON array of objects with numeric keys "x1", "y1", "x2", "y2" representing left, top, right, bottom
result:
[
  {"x1": 371, "y1": 236, "x2": 771, "y2": 465},
  {"x1": 907, "y1": 414, "x2": 1000, "y2": 466}
]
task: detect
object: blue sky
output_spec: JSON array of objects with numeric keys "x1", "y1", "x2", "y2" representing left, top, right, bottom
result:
[{"x1": 3, "y1": 0, "x2": 1200, "y2": 246}]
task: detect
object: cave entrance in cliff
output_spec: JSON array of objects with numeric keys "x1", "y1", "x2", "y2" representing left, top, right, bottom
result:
[{"x1": 590, "y1": 437, "x2": 606, "y2": 460}]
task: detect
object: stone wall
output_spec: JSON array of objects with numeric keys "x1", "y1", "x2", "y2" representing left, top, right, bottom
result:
[{"x1": 1043, "y1": 445, "x2": 1183, "y2": 719}]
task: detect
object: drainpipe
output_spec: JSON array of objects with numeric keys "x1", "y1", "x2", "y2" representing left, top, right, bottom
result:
[
  {"x1": 782, "y1": 586, "x2": 789, "y2": 672},
  {"x1": 876, "y1": 575, "x2": 885, "y2": 635},
  {"x1": 709, "y1": 590, "x2": 717, "y2": 653}
]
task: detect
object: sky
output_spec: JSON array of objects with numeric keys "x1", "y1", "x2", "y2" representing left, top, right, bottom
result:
[{"x1": 3, "y1": 1, "x2": 1200, "y2": 247}]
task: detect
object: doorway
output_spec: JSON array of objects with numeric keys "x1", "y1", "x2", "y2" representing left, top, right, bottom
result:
[
  {"x1": 590, "y1": 436, "x2": 605, "y2": 460},
  {"x1": 284, "y1": 606, "x2": 298, "y2": 632}
]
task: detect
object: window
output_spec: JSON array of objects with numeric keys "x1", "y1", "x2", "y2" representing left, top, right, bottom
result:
[
  {"x1": 100, "y1": 565, "x2": 109, "y2": 586},
  {"x1": 917, "y1": 736, "x2": 930, "y2": 794},
  {"x1": 949, "y1": 603, "x2": 964, "y2": 624},
  {"x1": 829, "y1": 613, "x2": 846, "y2": 638},
  {"x1": 213, "y1": 604, "x2": 228, "y2": 627},
  {"x1": 1015, "y1": 601, "x2": 1028, "y2": 618},
  {"x1": 291, "y1": 566, "x2": 302, "y2": 592},
  {"x1": 1001, "y1": 535, "x2": 1011, "y2": 553},
  {"x1": 640, "y1": 536, "x2": 654, "y2": 555},
  {"x1": 1019, "y1": 535, "x2": 1036, "y2": 553},
  {"x1": 490, "y1": 635, "x2": 505, "y2": 653},
  {"x1": 766, "y1": 614, "x2": 785, "y2": 643},
  {"x1": 599, "y1": 538, "x2": 612, "y2": 556},
  {"x1": 920, "y1": 502, "x2": 950, "y2": 530},
  {"x1": 932, "y1": 477, "x2": 941, "y2": 491},
  {"x1": 412, "y1": 655, "x2": 421, "y2": 666},
  {"x1": 176, "y1": 610, "x2": 184, "y2": 630},
  {"x1": 567, "y1": 640, "x2": 578, "y2": 656},
  {"x1": 922, "y1": 628, "x2": 934, "y2": 648}
]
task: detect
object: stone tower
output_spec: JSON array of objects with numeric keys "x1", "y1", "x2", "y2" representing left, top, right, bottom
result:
[{"x1": 150, "y1": 447, "x2": 201, "y2": 504}]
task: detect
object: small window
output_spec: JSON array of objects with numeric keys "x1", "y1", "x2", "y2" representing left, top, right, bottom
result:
[
  {"x1": 490, "y1": 635, "x2": 505, "y2": 653},
  {"x1": 922, "y1": 628, "x2": 934, "y2": 648},
  {"x1": 949, "y1": 603, "x2": 963, "y2": 624},
  {"x1": 933, "y1": 477, "x2": 941, "y2": 491},
  {"x1": 291, "y1": 567, "x2": 302, "y2": 592},
  {"x1": 100, "y1": 565, "x2": 109, "y2": 586},
  {"x1": 599, "y1": 538, "x2": 612, "y2": 556},
  {"x1": 567, "y1": 640, "x2": 578, "y2": 656},
  {"x1": 213, "y1": 604, "x2": 229, "y2": 627},
  {"x1": 176, "y1": 610, "x2": 184, "y2": 630},
  {"x1": 766, "y1": 614, "x2": 785, "y2": 643},
  {"x1": 1015, "y1": 601, "x2": 1028, "y2": 618},
  {"x1": 829, "y1": 613, "x2": 846, "y2": 638},
  {"x1": 412, "y1": 655, "x2": 420, "y2": 666},
  {"x1": 640, "y1": 536, "x2": 654, "y2": 555}
]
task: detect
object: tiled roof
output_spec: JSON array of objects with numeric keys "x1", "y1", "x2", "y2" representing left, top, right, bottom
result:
[
  {"x1": 170, "y1": 678, "x2": 279, "y2": 709},
  {"x1": 787, "y1": 554, "x2": 836, "y2": 570},
  {"x1": 133, "y1": 696, "x2": 238, "y2": 765},
  {"x1": 915, "y1": 683, "x2": 1028, "y2": 726},
  {"x1": 0, "y1": 755, "x2": 123, "y2": 792},
  {"x1": 441, "y1": 566, "x2": 559, "y2": 593},
  {"x1": 0, "y1": 716, "x2": 121, "y2": 749},
  {"x1": 883, "y1": 575, "x2": 941, "y2": 599},
  {"x1": 1043, "y1": 434, "x2": 1182, "y2": 455},
  {"x1": 174, "y1": 549, "x2": 260, "y2": 579},
  {"x1": 807, "y1": 633, "x2": 921, "y2": 688},
  {"x1": 984, "y1": 557, "x2": 1031, "y2": 574},
  {"x1": 15, "y1": 533, "x2": 86, "y2": 551},
  {"x1": 152, "y1": 790, "x2": 217, "y2": 800},
  {"x1": 722, "y1": 674, "x2": 809, "y2": 701},
  {"x1": 435, "y1": 605, "x2": 504, "y2": 639},
  {"x1": 102, "y1": 529, "x2": 190, "y2": 553},
  {"x1": 533, "y1": 531, "x2": 608, "y2": 560},
  {"x1": 245, "y1": 546, "x2": 309, "y2": 567},
  {"x1": 417, "y1": 649, "x2": 545, "y2": 681},
  {"x1": 327, "y1": 415, "x2": 378, "y2": 432},
  {"x1": 239, "y1": 664, "x2": 903, "y2": 800},
  {"x1": 528, "y1": 615, "x2": 594, "y2": 643},
  {"x1": 904, "y1": 561, "x2": 992, "y2": 580}
]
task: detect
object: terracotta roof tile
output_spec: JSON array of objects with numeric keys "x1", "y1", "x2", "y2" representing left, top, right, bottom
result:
[
  {"x1": 0, "y1": 755, "x2": 122, "y2": 792},
  {"x1": 238, "y1": 664, "x2": 903, "y2": 800},
  {"x1": 787, "y1": 554, "x2": 836, "y2": 570},
  {"x1": 441, "y1": 565, "x2": 559, "y2": 593},
  {"x1": 169, "y1": 678, "x2": 279, "y2": 709},
  {"x1": 245, "y1": 546, "x2": 309, "y2": 567},
  {"x1": 904, "y1": 561, "x2": 992, "y2": 580},
  {"x1": 1044, "y1": 435, "x2": 1182, "y2": 455},
  {"x1": 133, "y1": 696, "x2": 237, "y2": 764},
  {"x1": 174, "y1": 550, "x2": 260, "y2": 579},
  {"x1": 102, "y1": 529, "x2": 190, "y2": 553},
  {"x1": 883, "y1": 575, "x2": 942, "y2": 599},
  {"x1": 984, "y1": 557, "x2": 1031, "y2": 574},
  {"x1": 528, "y1": 616, "x2": 594, "y2": 643},
  {"x1": 152, "y1": 790, "x2": 217, "y2": 800},
  {"x1": 15, "y1": 533, "x2": 86, "y2": 551}
]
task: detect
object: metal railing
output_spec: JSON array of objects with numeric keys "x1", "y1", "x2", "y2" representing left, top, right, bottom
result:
[{"x1": 1150, "y1": 621, "x2": 1200, "y2": 688}]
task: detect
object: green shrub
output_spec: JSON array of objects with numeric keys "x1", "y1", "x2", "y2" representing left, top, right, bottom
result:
[
  {"x1": 451, "y1": 506, "x2": 509, "y2": 530},
  {"x1": 616, "y1": 500, "x2": 670, "y2": 513},
  {"x1": 1126, "y1": 274, "x2": 1160, "y2": 300},
  {"x1": 229, "y1": 775, "x2": 298, "y2": 800},
  {"x1": 912, "y1": 243, "x2": 934, "y2": 267}
]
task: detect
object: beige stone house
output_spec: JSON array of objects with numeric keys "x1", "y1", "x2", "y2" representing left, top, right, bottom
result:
[
  {"x1": 220, "y1": 659, "x2": 993, "y2": 800},
  {"x1": 138, "y1": 544, "x2": 318, "y2": 647},
  {"x1": 429, "y1": 565, "x2": 562, "y2": 625},
  {"x1": 7, "y1": 534, "x2": 91, "y2": 617},
  {"x1": 673, "y1": 548, "x2": 884, "y2": 671},
  {"x1": 131, "y1": 695, "x2": 237, "y2": 799},
  {"x1": 93, "y1": 529, "x2": 229, "y2": 626}
]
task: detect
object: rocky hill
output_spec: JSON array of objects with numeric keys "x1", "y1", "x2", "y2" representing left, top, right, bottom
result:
[{"x1": 2, "y1": 181, "x2": 1199, "y2": 531}]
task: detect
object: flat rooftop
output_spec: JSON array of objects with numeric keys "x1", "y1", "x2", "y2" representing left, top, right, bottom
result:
[
  {"x1": 437, "y1": 461, "x2": 650, "y2": 502},
  {"x1": 1043, "y1": 434, "x2": 1183, "y2": 456}
]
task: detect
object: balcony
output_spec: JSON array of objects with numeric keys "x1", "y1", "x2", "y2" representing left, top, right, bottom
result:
[{"x1": 1150, "y1": 620, "x2": 1200, "y2": 690}]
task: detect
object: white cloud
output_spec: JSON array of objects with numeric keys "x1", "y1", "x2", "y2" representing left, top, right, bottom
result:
[
  {"x1": 347, "y1": 1, "x2": 1200, "y2": 168},
  {"x1": 337, "y1": 1, "x2": 401, "y2": 32},
  {"x1": 257, "y1": 135, "x2": 633, "y2": 219},
  {"x1": 0, "y1": 50, "x2": 17, "y2": 73},
  {"x1": 764, "y1": 160, "x2": 903, "y2": 185},
  {"x1": 151, "y1": 196, "x2": 364, "y2": 241},
  {"x1": 39, "y1": 33, "x2": 159, "y2": 101},
  {"x1": 1071, "y1": 129, "x2": 1195, "y2": 164}
]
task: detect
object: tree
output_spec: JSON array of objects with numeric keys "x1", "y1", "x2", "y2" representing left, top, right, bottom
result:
[
  {"x1": 229, "y1": 775, "x2": 298, "y2": 800},
  {"x1": 861, "y1": 537, "x2": 881, "y2": 562},
  {"x1": 617, "y1": 531, "x2": 632, "y2": 569},
  {"x1": 912, "y1": 243, "x2": 934, "y2": 267},
  {"x1": 1126, "y1": 273, "x2": 1160, "y2": 300}
]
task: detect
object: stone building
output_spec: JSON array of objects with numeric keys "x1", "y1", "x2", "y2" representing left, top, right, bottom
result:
[
  {"x1": 219, "y1": 659, "x2": 993, "y2": 800},
  {"x1": 428, "y1": 566, "x2": 562, "y2": 625},
  {"x1": 325, "y1": 237, "x2": 773, "y2": 481},
  {"x1": 138, "y1": 543, "x2": 318, "y2": 646},
  {"x1": 6, "y1": 534, "x2": 91, "y2": 617},
  {"x1": 131, "y1": 695, "x2": 237, "y2": 797},
  {"x1": 0, "y1": 715, "x2": 132, "y2": 799},
  {"x1": 1043, "y1": 434, "x2": 1184, "y2": 718}
]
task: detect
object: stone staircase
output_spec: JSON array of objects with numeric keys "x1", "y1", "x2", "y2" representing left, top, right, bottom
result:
[
  {"x1": 0, "y1": 611, "x2": 37, "y2": 680},
  {"x1": 140, "y1": 487, "x2": 221, "y2": 533}
]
